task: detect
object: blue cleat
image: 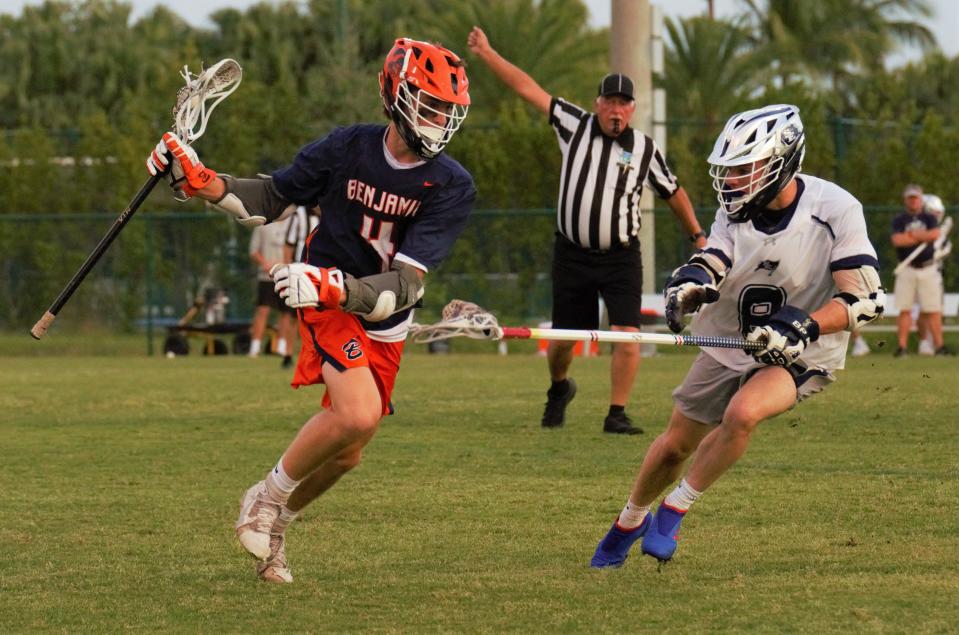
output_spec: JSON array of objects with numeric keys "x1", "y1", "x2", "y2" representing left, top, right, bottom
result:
[
  {"x1": 590, "y1": 513, "x2": 652, "y2": 568},
  {"x1": 641, "y1": 503, "x2": 687, "y2": 562}
]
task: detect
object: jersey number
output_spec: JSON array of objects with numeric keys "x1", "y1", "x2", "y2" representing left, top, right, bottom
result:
[
  {"x1": 738, "y1": 284, "x2": 786, "y2": 336},
  {"x1": 361, "y1": 215, "x2": 396, "y2": 272}
]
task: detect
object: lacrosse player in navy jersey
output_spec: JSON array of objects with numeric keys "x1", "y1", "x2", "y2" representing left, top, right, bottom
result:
[
  {"x1": 147, "y1": 38, "x2": 474, "y2": 582},
  {"x1": 589, "y1": 105, "x2": 886, "y2": 567}
]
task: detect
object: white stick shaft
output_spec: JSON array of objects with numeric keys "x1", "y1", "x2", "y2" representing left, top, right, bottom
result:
[
  {"x1": 499, "y1": 327, "x2": 762, "y2": 351},
  {"x1": 509, "y1": 327, "x2": 674, "y2": 344}
]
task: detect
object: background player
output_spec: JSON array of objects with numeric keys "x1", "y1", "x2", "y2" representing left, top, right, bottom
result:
[
  {"x1": 248, "y1": 220, "x2": 296, "y2": 366},
  {"x1": 147, "y1": 38, "x2": 474, "y2": 583},
  {"x1": 891, "y1": 185, "x2": 943, "y2": 356},
  {"x1": 589, "y1": 104, "x2": 885, "y2": 567}
]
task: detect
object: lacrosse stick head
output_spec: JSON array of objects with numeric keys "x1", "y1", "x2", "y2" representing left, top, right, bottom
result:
[
  {"x1": 174, "y1": 58, "x2": 243, "y2": 142},
  {"x1": 409, "y1": 300, "x2": 503, "y2": 344}
]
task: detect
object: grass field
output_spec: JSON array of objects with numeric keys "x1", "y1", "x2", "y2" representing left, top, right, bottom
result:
[{"x1": 1, "y1": 342, "x2": 957, "y2": 633}]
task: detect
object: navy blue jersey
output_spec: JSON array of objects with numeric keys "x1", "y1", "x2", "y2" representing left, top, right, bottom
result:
[
  {"x1": 891, "y1": 210, "x2": 938, "y2": 264},
  {"x1": 271, "y1": 124, "x2": 475, "y2": 339}
]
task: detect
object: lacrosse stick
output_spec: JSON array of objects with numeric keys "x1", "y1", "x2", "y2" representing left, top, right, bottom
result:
[
  {"x1": 30, "y1": 59, "x2": 242, "y2": 340},
  {"x1": 933, "y1": 216, "x2": 953, "y2": 262},
  {"x1": 894, "y1": 216, "x2": 952, "y2": 275},
  {"x1": 409, "y1": 300, "x2": 765, "y2": 352}
]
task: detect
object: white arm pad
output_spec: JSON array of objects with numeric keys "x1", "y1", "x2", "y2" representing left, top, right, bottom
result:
[
  {"x1": 214, "y1": 175, "x2": 297, "y2": 226},
  {"x1": 342, "y1": 261, "x2": 425, "y2": 322},
  {"x1": 213, "y1": 192, "x2": 267, "y2": 227},
  {"x1": 832, "y1": 265, "x2": 886, "y2": 331}
]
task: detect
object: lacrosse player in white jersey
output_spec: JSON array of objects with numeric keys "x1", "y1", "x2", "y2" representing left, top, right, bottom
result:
[{"x1": 591, "y1": 104, "x2": 886, "y2": 567}]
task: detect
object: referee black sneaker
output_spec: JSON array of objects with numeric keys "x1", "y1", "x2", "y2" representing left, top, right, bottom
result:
[
  {"x1": 603, "y1": 411, "x2": 643, "y2": 435},
  {"x1": 541, "y1": 378, "x2": 576, "y2": 428}
]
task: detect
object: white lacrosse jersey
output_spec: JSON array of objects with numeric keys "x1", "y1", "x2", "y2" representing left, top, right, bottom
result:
[{"x1": 692, "y1": 175, "x2": 879, "y2": 373}]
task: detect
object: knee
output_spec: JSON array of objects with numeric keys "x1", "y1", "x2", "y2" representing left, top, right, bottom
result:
[
  {"x1": 657, "y1": 433, "x2": 697, "y2": 465},
  {"x1": 334, "y1": 402, "x2": 382, "y2": 439},
  {"x1": 721, "y1": 403, "x2": 763, "y2": 437}
]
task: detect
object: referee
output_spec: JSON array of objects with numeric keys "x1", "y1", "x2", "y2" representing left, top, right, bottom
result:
[{"x1": 468, "y1": 26, "x2": 706, "y2": 435}]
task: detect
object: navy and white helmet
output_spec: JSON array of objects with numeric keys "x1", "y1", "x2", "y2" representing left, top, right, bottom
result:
[
  {"x1": 923, "y1": 194, "x2": 945, "y2": 221},
  {"x1": 707, "y1": 104, "x2": 805, "y2": 222}
]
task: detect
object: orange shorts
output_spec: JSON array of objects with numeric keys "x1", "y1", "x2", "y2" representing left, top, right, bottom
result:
[{"x1": 292, "y1": 308, "x2": 404, "y2": 415}]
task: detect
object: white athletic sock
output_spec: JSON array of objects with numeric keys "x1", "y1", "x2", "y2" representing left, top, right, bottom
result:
[
  {"x1": 663, "y1": 478, "x2": 703, "y2": 512},
  {"x1": 273, "y1": 506, "x2": 299, "y2": 535},
  {"x1": 264, "y1": 457, "x2": 301, "y2": 504},
  {"x1": 249, "y1": 339, "x2": 262, "y2": 356},
  {"x1": 617, "y1": 500, "x2": 651, "y2": 529},
  {"x1": 276, "y1": 339, "x2": 288, "y2": 356}
]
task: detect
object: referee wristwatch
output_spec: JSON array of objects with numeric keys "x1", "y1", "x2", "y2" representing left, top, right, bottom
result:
[{"x1": 689, "y1": 231, "x2": 707, "y2": 243}]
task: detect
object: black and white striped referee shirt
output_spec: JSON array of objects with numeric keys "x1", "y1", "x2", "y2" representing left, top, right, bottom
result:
[
  {"x1": 284, "y1": 205, "x2": 320, "y2": 262},
  {"x1": 549, "y1": 97, "x2": 679, "y2": 250}
]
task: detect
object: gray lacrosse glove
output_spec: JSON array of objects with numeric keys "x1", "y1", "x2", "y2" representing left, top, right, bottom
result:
[{"x1": 663, "y1": 264, "x2": 720, "y2": 333}]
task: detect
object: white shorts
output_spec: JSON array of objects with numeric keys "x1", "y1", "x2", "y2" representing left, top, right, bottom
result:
[
  {"x1": 672, "y1": 352, "x2": 835, "y2": 425},
  {"x1": 894, "y1": 264, "x2": 943, "y2": 313}
]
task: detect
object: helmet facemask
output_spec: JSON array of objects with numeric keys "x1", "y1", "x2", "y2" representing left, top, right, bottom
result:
[
  {"x1": 391, "y1": 82, "x2": 468, "y2": 160},
  {"x1": 710, "y1": 155, "x2": 787, "y2": 222}
]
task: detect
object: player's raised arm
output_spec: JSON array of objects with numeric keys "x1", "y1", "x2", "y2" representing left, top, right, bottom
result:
[{"x1": 467, "y1": 26, "x2": 551, "y2": 115}]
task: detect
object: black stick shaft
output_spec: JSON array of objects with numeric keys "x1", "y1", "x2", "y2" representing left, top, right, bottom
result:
[{"x1": 30, "y1": 173, "x2": 164, "y2": 339}]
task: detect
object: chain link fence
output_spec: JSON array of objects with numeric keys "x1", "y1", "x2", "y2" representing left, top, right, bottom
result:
[{"x1": 3, "y1": 204, "x2": 949, "y2": 353}]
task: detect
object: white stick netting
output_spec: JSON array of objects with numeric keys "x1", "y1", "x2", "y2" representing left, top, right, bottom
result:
[
  {"x1": 174, "y1": 59, "x2": 242, "y2": 142},
  {"x1": 409, "y1": 300, "x2": 503, "y2": 344}
]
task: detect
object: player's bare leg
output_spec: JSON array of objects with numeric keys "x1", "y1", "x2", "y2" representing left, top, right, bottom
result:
[
  {"x1": 281, "y1": 367, "x2": 381, "y2": 477},
  {"x1": 236, "y1": 364, "x2": 382, "y2": 563},
  {"x1": 249, "y1": 305, "x2": 270, "y2": 357},
  {"x1": 626, "y1": 408, "x2": 712, "y2": 507},
  {"x1": 287, "y1": 441, "x2": 365, "y2": 511},
  {"x1": 278, "y1": 312, "x2": 296, "y2": 367},
  {"x1": 606, "y1": 325, "x2": 642, "y2": 434},
  {"x1": 684, "y1": 366, "x2": 796, "y2": 491},
  {"x1": 921, "y1": 311, "x2": 945, "y2": 350},
  {"x1": 591, "y1": 406, "x2": 710, "y2": 566},
  {"x1": 896, "y1": 310, "x2": 912, "y2": 355},
  {"x1": 638, "y1": 366, "x2": 796, "y2": 561},
  {"x1": 542, "y1": 340, "x2": 577, "y2": 427},
  {"x1": 257, "y1": 440, "x2": 366, "y2": 583}
]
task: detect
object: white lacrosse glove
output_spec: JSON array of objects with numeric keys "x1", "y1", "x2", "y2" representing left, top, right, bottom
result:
[
  {"x1": 745, "y1": 305, "x2": 820, "y2": 367},
  {"x1": 271, "y1": 263, "x2": 344, "y2": 310}
]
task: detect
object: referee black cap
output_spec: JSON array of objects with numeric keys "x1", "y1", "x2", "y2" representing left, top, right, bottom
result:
[{"x1": 597, "y1": 73, "x2": 634, "y2": 100}]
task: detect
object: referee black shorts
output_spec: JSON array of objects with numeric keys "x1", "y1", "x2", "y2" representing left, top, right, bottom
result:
[
  {"x1": 551, "y1": 233, "x2": 643, "y2": 329},
  {"x1": 256, "y1": 280, "x2": 296, "y2": 315}
]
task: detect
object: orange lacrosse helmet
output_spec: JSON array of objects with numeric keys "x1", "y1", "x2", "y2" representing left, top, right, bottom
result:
[{"x1": 379, "y1": 38, "x2": 470, "y2": 159}]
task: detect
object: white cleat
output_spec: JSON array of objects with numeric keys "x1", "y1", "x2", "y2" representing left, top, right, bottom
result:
[
  {"x1": 235, "y1": 481, "x2": 281, "y2": 561},
  {"x1": 918, "y1": 339, "x2": 935, "y2": 356},
  {"x1": 256, "y1": 533, "x2": 293, "y2": 583}
]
